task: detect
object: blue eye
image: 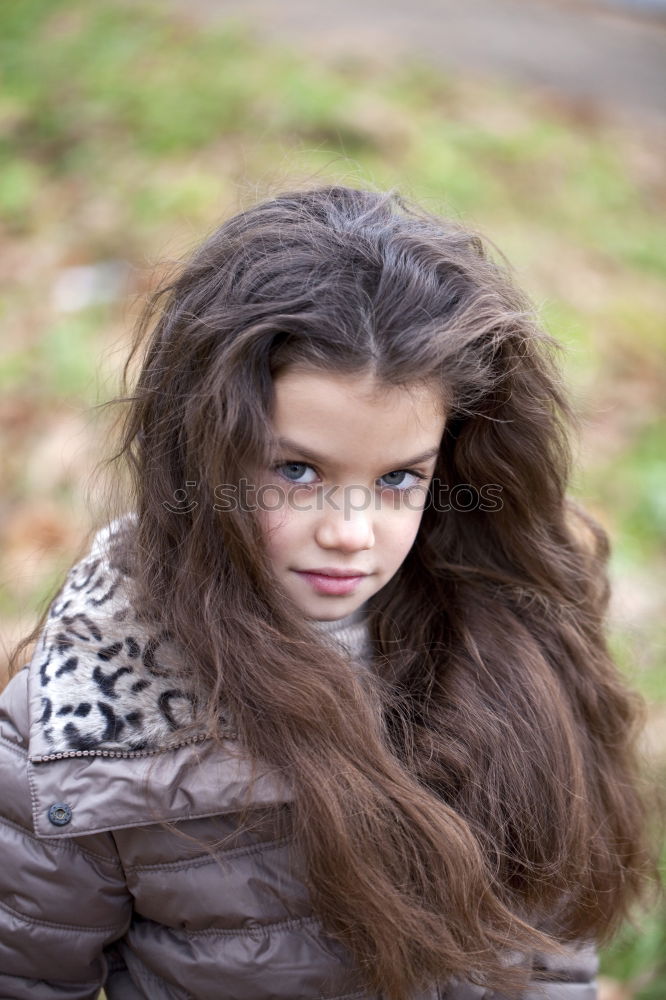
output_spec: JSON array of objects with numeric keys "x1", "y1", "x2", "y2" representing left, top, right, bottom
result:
[
  {"x1": 273, "y1": 462, "x2": 427, "y2": 492},
  {"x1": 275, "y1": 462, "x2": 317, "y2": 484},
  {"x1": 379, "y1": 470, "x2": 426, "y2": 491}
]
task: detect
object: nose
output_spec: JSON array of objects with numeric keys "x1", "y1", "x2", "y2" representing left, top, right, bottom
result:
[{"x1": 314, "y1": 493, "x2": 375, "y2": 552}]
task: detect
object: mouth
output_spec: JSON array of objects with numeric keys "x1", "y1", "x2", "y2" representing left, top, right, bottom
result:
[
  {"x1": 298, "y1": 568, "x2": 369, "y2": 578},
  {"x1": 293, "y1": 569, "x2": 369, "y2": 596}
]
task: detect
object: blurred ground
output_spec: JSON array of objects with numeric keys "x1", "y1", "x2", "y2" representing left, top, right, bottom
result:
[{"x1": 178, "y1": 0, "x2": 666, "y2": 126}]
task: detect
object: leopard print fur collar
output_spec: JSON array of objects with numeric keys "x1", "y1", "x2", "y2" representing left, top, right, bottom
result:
[{"x1": 29, "y1": 520, "x2": 203, "y2": 757}]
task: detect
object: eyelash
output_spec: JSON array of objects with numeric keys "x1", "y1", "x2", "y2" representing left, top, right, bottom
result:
[{"x1": 273, "y1": 461, "x2": 428, "y2": 494}]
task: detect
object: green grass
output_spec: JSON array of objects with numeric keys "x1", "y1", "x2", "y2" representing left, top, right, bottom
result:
[{"x1": 599, "y1": 837, "x2": 666, "y2": 998}]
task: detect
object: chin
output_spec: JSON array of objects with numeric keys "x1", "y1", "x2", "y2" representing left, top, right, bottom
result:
[
  {"x1": 310, "y1": 610, "x2": 350, "y2": 622},
  {"x1": 297, "y1": 595, "x2": 357, "y2": 620}
]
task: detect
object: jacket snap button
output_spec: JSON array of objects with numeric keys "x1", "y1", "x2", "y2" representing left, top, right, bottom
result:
[{"x1": 48, "y1": 802, "x2": 72, "y2": 827}]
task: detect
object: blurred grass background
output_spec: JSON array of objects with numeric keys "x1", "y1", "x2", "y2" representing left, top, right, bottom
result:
[{"x1": 0, "y1": 0, "x2": 664, "y2": 995}]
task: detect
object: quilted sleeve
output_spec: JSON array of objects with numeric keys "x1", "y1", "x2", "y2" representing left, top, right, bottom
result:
[
  {"x1": 0, "y1": 670, "x2": 133, "y2": 1000},
  {"x1": 523, "y1": 941, "x2": 598, "y2": 999},
  {"x1": 448, "y1": 929, "x2": 598, "y2": 998}
]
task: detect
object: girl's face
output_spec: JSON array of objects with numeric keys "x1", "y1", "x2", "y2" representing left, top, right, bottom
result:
[{"x1": 258, "y1": 367, "x2": 446, "y2": 621}]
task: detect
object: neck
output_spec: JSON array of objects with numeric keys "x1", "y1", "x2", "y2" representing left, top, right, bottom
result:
[{"x1": 309, "y1": 602, "x2": 370, "y2": 662}]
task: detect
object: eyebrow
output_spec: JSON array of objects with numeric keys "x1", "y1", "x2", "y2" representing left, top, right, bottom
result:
[{"x1": 274, "y1": 437, "x2": 440, "y2": 469}]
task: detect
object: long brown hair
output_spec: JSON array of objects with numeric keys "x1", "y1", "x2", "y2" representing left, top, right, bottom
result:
[{"x1": 17, "y1": 187, "x2": 660, "y2": 997}]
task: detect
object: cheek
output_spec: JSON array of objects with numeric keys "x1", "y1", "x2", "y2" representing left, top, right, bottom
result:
[
  {"x1": 259, "y1": 496, "x2": 307, "y2": 562},
  {"x1": 260, "y1": 508, "x2": 289, "y2": 555},
  {"x1": 255, "y1": 477, "x2": 286, "y2": 531},
  {"x1": 383, "y1": 507, "x2": 426, "y2": 565}
]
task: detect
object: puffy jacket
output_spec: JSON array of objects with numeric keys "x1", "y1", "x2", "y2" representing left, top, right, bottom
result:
[{"x1": 0, "y1": 526, "x2": 599, "y2": 999}]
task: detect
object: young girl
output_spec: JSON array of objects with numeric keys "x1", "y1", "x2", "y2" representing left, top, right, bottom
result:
[{"x1": 0, "y1": 186, "x2": 657, "y2": 1000}]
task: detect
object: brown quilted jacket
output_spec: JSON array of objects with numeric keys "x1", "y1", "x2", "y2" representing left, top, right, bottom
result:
[{"x1": 0, "y1": 526, "x2": 599, "y2": 999}]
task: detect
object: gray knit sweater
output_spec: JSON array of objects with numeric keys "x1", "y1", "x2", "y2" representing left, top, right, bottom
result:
[{"x1": 310, "y1": 604, "x2": 371, "y2": 662}]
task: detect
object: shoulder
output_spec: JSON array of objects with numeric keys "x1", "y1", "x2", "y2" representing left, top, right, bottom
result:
[
  {"x1": 27, "y1": 517, "x2": 202, "y2": 758},
  {"x1": 0, "y1": 667, "x2": 30, "y2": 750},
  {"x1": 0, "y1": 670, "x2": 33, "y2": 838}
]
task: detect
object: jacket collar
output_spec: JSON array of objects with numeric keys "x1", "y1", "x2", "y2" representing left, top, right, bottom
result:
[
  {"x1": 26, "y1": 518, "x2": 206, "y2": 762},
  {"x1": 27, "y1": 727, "x2": 292, "y2": 839}
]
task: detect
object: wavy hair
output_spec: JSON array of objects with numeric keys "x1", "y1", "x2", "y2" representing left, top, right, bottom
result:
[{"x1": 22, "y1": 187, "x2": 660, "y2": 998}]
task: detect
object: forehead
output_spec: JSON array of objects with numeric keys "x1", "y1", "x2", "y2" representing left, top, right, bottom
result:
[{"x1": 270, "y1": 369, "x2": 446, "y2": 468}]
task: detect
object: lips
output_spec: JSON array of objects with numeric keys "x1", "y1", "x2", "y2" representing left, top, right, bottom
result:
[
  {"x1": 299, "y1": 568, "x2": 368, "y2": 578},
  {"x1": 294, "y1": 569, "x2": 368, "y2": 596}
]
